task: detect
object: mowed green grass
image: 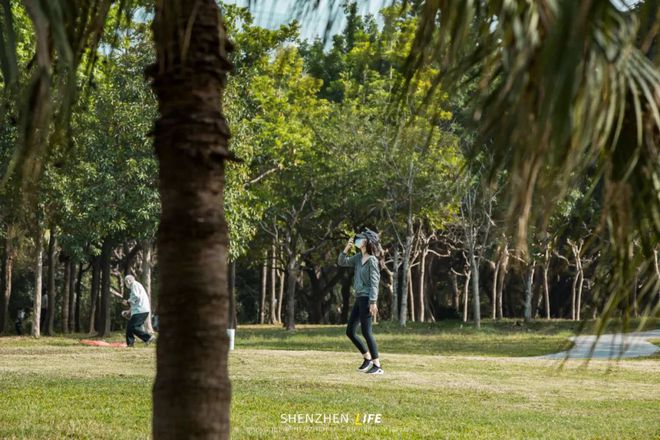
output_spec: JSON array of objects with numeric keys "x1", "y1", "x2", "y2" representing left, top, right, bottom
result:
[{"x1": 0, "y1": 320, "x2": 658, "y2": 439}]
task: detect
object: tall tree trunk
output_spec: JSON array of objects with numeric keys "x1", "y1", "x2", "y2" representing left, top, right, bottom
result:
[
  {"x1": 576, "y1": 266, "x2": 584, "y2": 321},
  {"x1": 141, "y1": 240, "x2": 155, "y2": 334},
  {"x1": 74, "y1": 263, "x2": 83, "y2": 332},
  {"x1": 150, "y1": 2, "x2": 234, "y2": 436},
  {"x1": 98, "y1": 239, "x2": 112, "y2": 337},
  {"x1": 61, "y1": 259, "x2": 71, "y2": 334},
  {"x1": 32, "y1": 228, "x2": 43, "y2": 338},
  {"x1": 1, "y1": 229, "x2": 15, "y2": 334},
  {"x1": 89, "y1": 256, "x2": 100, "y2": 334},
  {"x1": 270, "y1": 241, "x2": 277, "y2": 324},
  {"x1": 463, "y1": 270, "x2": 471, "y2": 322},
  {"x1": 46, "y1": 229, "x2": 57, "y2": 335},
  {"x1": 470, "y1": 252, "x2": 481, "y2": 329},
  {"x1": 260, "y1": 256, "x2": 267, "y2": 324},
  {"x1": 524, "y1": 261, "x2": 536, "y2": 322},
  {"x1": 285, "y1": 255, "x2": 298, "y2": 331},
  {"x1": 423, "y1": 257, "x2": 435, "y2": 322}
]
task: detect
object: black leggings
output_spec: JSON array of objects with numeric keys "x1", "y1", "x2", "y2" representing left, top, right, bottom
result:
[{"x1": 346, "y1": 296, "x2": 379, "y2": 359}]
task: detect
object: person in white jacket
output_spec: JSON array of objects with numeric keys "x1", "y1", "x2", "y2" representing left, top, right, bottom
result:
[{"x1": 122, "y1": 275, "x2": 155, "y2": 347}]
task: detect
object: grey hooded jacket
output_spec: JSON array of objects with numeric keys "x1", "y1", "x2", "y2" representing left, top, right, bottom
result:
[{"x1": 337, "y1": 251, "x2": 380, "y2": 304}]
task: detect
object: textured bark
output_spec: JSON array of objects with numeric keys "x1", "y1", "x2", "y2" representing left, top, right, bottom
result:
[
  {"x1": 32, "y1": 228, "x2": 43, "y2": 338},
  {"x1": 61, "y1": 259, "x2": 71, "y2": 334},
  {"x1": 98, "y1": 239, "x2": 112, "y2": 337},
  {"x1": 46, "y1": 229, "x2": 56, "y2": 335},
  {"x1": 150, "y1": 1, "x2": 234, "y2": 437}
]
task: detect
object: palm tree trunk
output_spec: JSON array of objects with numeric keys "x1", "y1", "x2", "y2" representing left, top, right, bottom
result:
[{"x1": 150, "y1": 1, "x2": 234, "y2": 437}]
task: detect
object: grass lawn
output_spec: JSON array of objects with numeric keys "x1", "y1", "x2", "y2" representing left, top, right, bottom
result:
[{"x1": 0, "y1": 320, "x2": 658, "y2": 439}]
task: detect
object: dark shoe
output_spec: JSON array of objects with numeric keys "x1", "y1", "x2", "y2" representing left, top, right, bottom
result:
[
  {"x1": 366, "y1": 364, "x2": 384, "y2": 375},
  {"x1": 358, "y1": 359, "x2": 373, "y2": 372}
]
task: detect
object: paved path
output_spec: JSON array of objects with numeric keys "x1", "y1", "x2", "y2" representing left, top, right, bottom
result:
[{"x1": 540, "y1": 329, "x2": 660, "y2": 359}]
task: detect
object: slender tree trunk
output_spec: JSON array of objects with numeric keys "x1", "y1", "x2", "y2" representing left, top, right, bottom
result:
[
  {"x1": 68, "y1": 261, "x2": 76, "y2": 332},
  {"x1": 46, "y1": 229, "x2": 57, "y2": 335},
  {"x1": 576, "y1": 267, "x2": 584, "y2": 320},
  {"x1": 1, "y1": 226, "x2": 15, "y2": 334},
  {"x1": 450, "y1": 270, "x2": 460, "y2": 313},
  {"x1": 492, "y1": 259, "x2": 501, "y2": 319},
  {"x1": 99, "y1": 239, "x2": 112, "y2": 337},
  {"x1": 543, "y1": 263, "x2": 550, "y2": 319},
  {"x1": 229, "y1": 260, "x2": 237, "y2": 329},
  {"x1": 497, "y1": 246, "x2": 509, "y2": 319},
  {"x1": 270, "y1": 241, "x2": 277, "y2": 324},
  {"x1": 418, "y1": 250, "x2": 427, "y2": 322},
  {"x1": 89, "y1": 256, "x2": 100, "y2": 334},
  {"x1": 340, "y1": 273, "x2": 351, "y2": 323},
  {"x1": 61, "y1": 259, "x2": 71, "y2": 334},
  {"x1": 285, "y1": 253, "x2": 298, "y2": 330},
  {"x1": 391, "y1": 248, "x2": 399, "y2": 322},
  {"x1": 423, "y1": 257, "x2": 435, "y2": 322},
  {"x1": 463, "y1": 270, "x2": 471, "y2": 322},
  {"x1": 150, "y1": 1, "x2": 234, "y2": 436},
  {"x1": 260, "y1": 256, "x2": 267, "y2": 324},
  {"x1": 74, "y1": 263, "x2": 83, "y2": 333},
  {"x1": 141, "y1": 240, "x2": 155, "y2": 334},
  {"x1": 277, "y1": 269, "x2": 285, "y2": 324},
  {"x1": 32, "y1": 228, "x2": 43, "y2": 338},
  {"x1": 524, "y1": 262, "x2": 536, "y2": 322},
  {"x1": 407, "y1": 267, "x2": 415, "y2": 322},
  {"x1": 399, "y1": 236, "x2": 412, "y2": 326},
  {"x1": 470, "y1": 252, "x2": 481, "y2": 329}
]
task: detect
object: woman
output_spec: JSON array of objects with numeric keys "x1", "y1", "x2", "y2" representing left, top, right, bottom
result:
[{"x1": 338, "y1": 228, "x2": 384, "y2": 375}]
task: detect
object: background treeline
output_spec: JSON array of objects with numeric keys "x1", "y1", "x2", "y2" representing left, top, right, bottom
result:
[{"x1": 0, "y1": 2, "x2": 657, "y2": 335}]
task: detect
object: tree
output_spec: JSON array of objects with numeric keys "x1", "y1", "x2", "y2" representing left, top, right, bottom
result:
[{"x1": 148, "y1": 1, "x2": 235, "y2": 437}]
